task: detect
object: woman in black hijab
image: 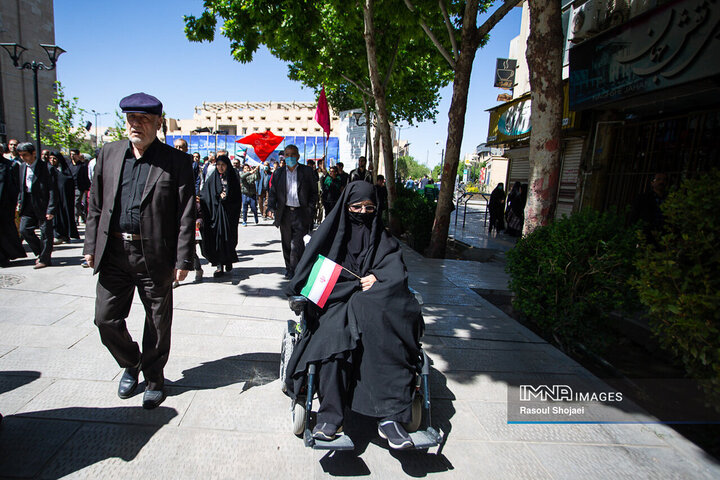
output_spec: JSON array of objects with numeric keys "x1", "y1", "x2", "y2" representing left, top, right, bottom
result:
[
  {"x1": 199, "y1": 154, "x2": 241, "y2": 277},
  {"x1": 487, "y1": 182, "x2": 505, "y2": 234},
  {"x1": 48, "y1": 151, "x2": 79, "y2": 243},
  {"x1": 284, "y1": 180, "x2": 424, "y2": 449}
]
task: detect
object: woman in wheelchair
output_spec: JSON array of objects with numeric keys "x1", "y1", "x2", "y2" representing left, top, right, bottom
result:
[{"x1": 284, "y1": 181, "x2": 424, "y2": 450}]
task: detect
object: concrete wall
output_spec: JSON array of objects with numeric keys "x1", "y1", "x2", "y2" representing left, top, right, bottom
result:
[{"x1": 0, "y1": 0, "x2": 57, "y2": 145}]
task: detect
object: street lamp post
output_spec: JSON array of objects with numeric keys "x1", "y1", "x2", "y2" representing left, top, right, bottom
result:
[
  {"x1": 0, "y1": 43, "x2": 65, "y2": 162},
  {"x1": 90, "y1": 110, "x2": 109, "y2": 149}
]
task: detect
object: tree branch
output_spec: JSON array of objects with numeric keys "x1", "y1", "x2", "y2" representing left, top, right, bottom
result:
[
  {"x1": 382, "y1": 39, "x2": 400, "y2": 90},
  {"x1": 438, "y1": 0, "x2": 459, "y2": 60},
  {"x1": 403, "y1": 0, "x2": 456, "y2": 69},
  {"x1": 340, "y1": 73, "x2": 374, "y2": 97},
  {"x1": 476, "y1": 0, "x2": 523, "y2": 45}
]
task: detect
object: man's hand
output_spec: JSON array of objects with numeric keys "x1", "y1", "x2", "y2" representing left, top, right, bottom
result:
[
  {"x1": 175, "y1": 269, "x2": 189, "y2": 282},
  {"x1": 360, "y1": 274, "x2": 377, "y2": 291},
  {"x1": 84, "y1": 254, "x2": 95, "y2": 269},
  {"x1": 46, "y1": 214, "x2": 54, "y2": 220}
]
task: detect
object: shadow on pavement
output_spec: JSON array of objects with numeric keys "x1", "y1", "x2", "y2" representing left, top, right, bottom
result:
[
  {"x1": 0, "y1": 370, "x2": 41, "y2": 396},
  {"x1": 0, "y1": 406, "x2": 177, "y2": 478},
  {"x1": 168, "y1": 352, "x2": 280, "y2": 394}
]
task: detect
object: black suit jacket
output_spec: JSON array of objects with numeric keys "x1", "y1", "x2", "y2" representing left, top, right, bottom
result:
[
  {"x1": 268, "y1": 164, "x2": 318, "y2": 226},
  {"x1": 83, "y1": 139, "x2": 196, "y2": 283},
  {"x1": 17, "y1": 160, "x2": 56, "y2": 219}
]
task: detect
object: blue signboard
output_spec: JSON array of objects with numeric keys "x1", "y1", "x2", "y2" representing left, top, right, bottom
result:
[{"x1": 569, "y1": 0, "x2": 720, "y2": 110}]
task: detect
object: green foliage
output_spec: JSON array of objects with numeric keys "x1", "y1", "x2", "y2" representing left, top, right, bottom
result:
[
  {"x1": 506, "y1": 209, "x2": 639, "y2": 353},
  {"x1": 183, "y1": 1, "x2": 453, "y2": 126},
  {"x1": 432, "y1": 163, "x2": 442, "y2": 180},
  {"x1": 631, "y1": 170, "x2": 720, "y2": 410},
  {"x1": 390, "y1": 185, "x2": 437, "y2": 253},
  {"x1": 31, "y1": 82, "x2": 89, "y2": 152},
  {"x1": 396, "y1": 155, "x2": 429, "y2": 180},
  {"x1": 107, "y1": 110, "x2": 128, "y2": 142}
]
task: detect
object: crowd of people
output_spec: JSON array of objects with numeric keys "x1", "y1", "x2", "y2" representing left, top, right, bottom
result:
[
  {"x1": 0, "y1": 133, "x2": 389, "y2": 275},
  {"x1": 0, "y1": 140, "x2": 96, "y2": 268},
  {"x1": 2, "y1": 94, "x2": 422, "y2": 453}
]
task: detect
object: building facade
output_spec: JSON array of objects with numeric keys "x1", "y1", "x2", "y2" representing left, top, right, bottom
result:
[
  {"x1": 167, "y1": 101, "x2": 339, "y2": 138},
  {"x1": 0, "y1": 0, "x2": 57, "y2": 144}
]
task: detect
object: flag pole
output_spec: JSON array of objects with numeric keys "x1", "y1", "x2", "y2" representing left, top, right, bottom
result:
[{"x1": 341, "y1": 266, "x2": 362, "y2": 279}]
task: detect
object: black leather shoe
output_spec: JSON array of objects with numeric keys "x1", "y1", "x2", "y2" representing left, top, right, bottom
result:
[
  {"x1": 117, "y1": 366, "x2": 140, "y2": 399},
  {"x1": 142, "y1": 388, "x2": 166, "y2": 409}
]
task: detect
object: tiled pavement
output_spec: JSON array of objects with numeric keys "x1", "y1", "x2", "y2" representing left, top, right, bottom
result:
[{"x1": 1, "y1": 219, "x2": 718, "y2": 479}]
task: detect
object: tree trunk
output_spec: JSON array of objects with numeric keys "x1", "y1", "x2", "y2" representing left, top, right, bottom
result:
[
  {"x1": 372, "y1": 124, "x2": 380, "y2": 179},
  {"x1": 524, "y1": 0, "x2": 564, "y2": 234},
  {"x1": 362, "y1": 0, "x2": 399, "y2": 233},
  {"x1": 426, "y1": 1, "x2": 480, "y2": 258}
]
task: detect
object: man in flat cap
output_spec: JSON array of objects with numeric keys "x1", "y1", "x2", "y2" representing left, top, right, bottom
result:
[{"x1": 84, "y1": 92, "x2": 195, "y2": 409}]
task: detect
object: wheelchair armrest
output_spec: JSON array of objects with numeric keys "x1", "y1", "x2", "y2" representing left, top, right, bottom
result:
[{"x1": 288, "y1": 295, "x2": 308, "y2": 316}]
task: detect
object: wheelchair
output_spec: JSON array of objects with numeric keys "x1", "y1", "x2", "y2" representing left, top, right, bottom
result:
[{"x1": 279, "y1": 289, "x2": 442, "y2": 451}]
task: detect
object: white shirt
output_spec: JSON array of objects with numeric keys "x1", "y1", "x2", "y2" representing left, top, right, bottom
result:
[
  {"x1": 285, "y1": 166, "x2": 300, "y2": 207},
  {"x1": 25, "y1": 160, "x2": 37, "y2": 191},
  {"x1": 88, "y1": 158, "x2": 96, "y2": 184}
]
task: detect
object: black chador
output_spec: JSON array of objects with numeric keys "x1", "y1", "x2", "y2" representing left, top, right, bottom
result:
[
  {"x1": 0, "y1": 156, "x2": 26, "y2": 266},
  {"x1": 284, "y1": 181, "x2": 424, "y2": 423},
  {"x1": 49, "y1": 151, "x2": 79, "y2": 241},
  {"x1": 199, "y1": 155, "x2": 241, "y2": 267}
]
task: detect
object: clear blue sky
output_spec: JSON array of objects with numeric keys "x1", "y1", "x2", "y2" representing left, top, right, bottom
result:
[{"x1": 53, "y1": 1, "x2": 521, "y2": 167}]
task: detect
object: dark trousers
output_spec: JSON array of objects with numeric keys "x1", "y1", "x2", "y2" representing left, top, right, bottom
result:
[
  {"x1": 242, "y1": 194, "x2": 258, "y2": 224},
  {"x1": 279, "y1": 208, "x2": 307, "y2": 274},
  {"x1": 94, "y1": 237, "x2": 173, "y2": 390},
  {"x1": 75, "y1": 189, "x2": 87, "y2": 222},
  {"x1": 19, "y1": 213, "x2": 53, "y2": 264},
  {"x1": 317, "y1": 355, "x2": 352, "y2": 426}
]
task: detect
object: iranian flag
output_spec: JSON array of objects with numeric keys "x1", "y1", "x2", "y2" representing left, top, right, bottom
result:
[{"x1": 301, "y1": 255, "x2": 343, "y2": 308}]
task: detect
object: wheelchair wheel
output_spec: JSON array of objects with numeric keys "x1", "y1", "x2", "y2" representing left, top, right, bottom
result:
[
  {"x1": 292, "y1": 397, "x2": 307, "y2": 437},
  {"x1": 403, "y1": 393, "x2": 423, "y2": 433},
  {"x1": 279, "y1": 323, "x2": 296, "y2": 392}
]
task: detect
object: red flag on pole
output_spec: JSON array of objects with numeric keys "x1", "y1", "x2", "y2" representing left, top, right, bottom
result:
[
  {"x1": 236, "y1": 130, "x2": 284, "y2": 162},
  {"x1": 314, "y1": 86, "x2": 331, "y2": 139}
]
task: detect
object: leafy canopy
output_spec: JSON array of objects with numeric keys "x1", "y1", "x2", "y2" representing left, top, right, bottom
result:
[{"x1": 184, "y1": 0, "x2": 453, "y2": 125}]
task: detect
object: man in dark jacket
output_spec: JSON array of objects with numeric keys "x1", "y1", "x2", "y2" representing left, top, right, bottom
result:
[
  {"x1": 84, "y1": 93, "x2": 195, "y2": 409},
  {"x1": 268, "y1": 144, "x2": 318, "y2": 278},
  {"x1": 350, "y1": 156, "x2": 373, "y2": 183},
  {"x1": 17, "y1": 143, "x2": 56, "y2": 269}
]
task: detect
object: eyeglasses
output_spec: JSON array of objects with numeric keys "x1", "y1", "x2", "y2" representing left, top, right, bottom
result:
[{"x1": 348, "y1": 204, "x2": 376, "y2": 213}]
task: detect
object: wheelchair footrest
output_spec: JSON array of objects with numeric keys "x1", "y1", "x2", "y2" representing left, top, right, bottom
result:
[
  {"x1": 409, "y1": 427, "x2": 442, "y2": 449},
  {"x1": 304, "y1": 428, "x2": 355, "y2": 450}
]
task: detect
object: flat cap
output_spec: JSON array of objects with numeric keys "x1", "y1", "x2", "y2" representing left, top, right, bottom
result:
[{"x1": 119, "y1": 92, "x2": 163, "y2": 116}]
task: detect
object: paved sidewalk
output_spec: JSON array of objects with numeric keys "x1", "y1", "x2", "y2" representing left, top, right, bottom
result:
[{"x1": 1, "y1": 220, "x2": 719, "y2": 479}]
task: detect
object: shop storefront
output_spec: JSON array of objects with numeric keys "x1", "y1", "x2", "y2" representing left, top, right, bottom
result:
[{"x1": 569, "y1": 0, "x2": 720, "y2": 214}]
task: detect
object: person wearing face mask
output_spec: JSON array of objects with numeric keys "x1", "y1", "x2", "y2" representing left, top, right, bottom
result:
[
  {"x1": 267, "y1": 145, "x2": 318, "y2": 279},
  {"x1": 283, "y1": 181, "x2": 424, "y2": 450}
]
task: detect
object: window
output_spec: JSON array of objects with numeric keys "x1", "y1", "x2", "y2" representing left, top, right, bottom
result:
[
  {"x1": 242, "y1": 127, "x2": 247, "y2": 134},
  {"x1": 249, "y1": 116, "x2": 255, "y2": 120},
  {"x1": 295, "y1": 116, "x2": 301, "y2": 120},
  {"x1": 302, "y1": 128, "x2": 308, "y2": 131},
  {"x1": 278, "y1": 127, "x2": 283, "y2": 131},
  {"x1": 308, "y1": 116, "x2": 313, "y2": 121},
  {"x1": 260, "y1": 116, "x2": 266, "y2": 120},
  {"x1": 290, "y1": 127, "x2": 295, "y2": 131},
  {"x1": 253, "y1": 127, "x2": 259, "y2": 131},
  {"x1": 284, "y1": 116, "x2": 289, "y2": 121},
  {"x1": 205, "y1": 116, "x2": 211, "y2": 121}
]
